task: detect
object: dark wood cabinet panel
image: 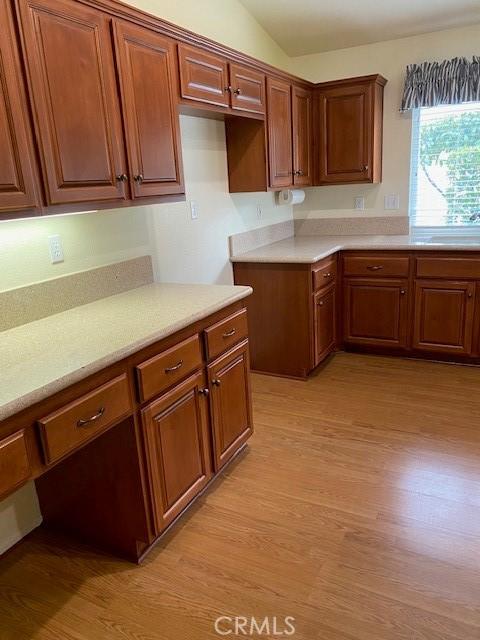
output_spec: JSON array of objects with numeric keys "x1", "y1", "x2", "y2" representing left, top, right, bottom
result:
[
  {"x1": 0, "y1": 0, "x2": 38, "y2": 214},
  {"x1": 316, "y1": 75, "x2": 385, "y2": 185},
  {"x1": 208, "y1": 340, "x2": 253, "y2": 471},
  {"x1": 413, "y1": 280, "x2": 475, "y2": 355},
  {"x1": 343, "y1": 278, "x2": 409, "y2": 348},
  {"x1": 266, "y1": 77, "x2": 292, "y2": 188},
  {"x1": 178, "y1": 43, "x2": 229, "y2": 108},
  {"x1": 142, "y1": 371, "x2": 212, "y2": 533},
  {"x1": 113, "y1": 21, "x2": 183, "y2": 198},
  {"x1": 229, "y1": 63, "x2": 265, "y2": 114},
  {"x1": 314, "y1": 283, "x2": 336, "y2": 365},
  {"x1": 17, "y1": 0, "x2": 126, "y2": 205},
  {"x1": 292, "y1": 85, "x2": 313, "y2": 186}
]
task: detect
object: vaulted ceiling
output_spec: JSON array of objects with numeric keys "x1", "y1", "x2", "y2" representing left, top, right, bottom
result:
[{"x1": 239, "y1": 0, "x2": 480, "y2": 56}]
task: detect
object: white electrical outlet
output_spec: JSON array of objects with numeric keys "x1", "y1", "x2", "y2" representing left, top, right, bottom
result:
[
  {"x1": 354, "y1": 196, "x2": 365, "y2": 211},
  {"x1": 48, "y1": 234, "x2": 64, "y2": 264},
  {"x1": 256, "y1": 204, "x2": 263, "y2": 219},
  {"x1": 384, "y1": 194, "x2": 400, "y2": 210},
  {"x1": 190, "y1": 200, "x2": 199, "y2": 220}
]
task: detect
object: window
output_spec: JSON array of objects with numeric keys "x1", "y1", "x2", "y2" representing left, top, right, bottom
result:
[{"x1": 409, "y1": 102, "x2": 480, "y2": 230}]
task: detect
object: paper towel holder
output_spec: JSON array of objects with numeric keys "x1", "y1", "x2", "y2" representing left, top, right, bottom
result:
[{"x1": 276, "y1": 189, "x2": 306, "y2": 206}]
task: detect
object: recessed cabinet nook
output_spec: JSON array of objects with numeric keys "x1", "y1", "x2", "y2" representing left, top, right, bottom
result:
[
  {"x1": 0, "y1": 0, "x2": 386, "y2": 220},
  {"x1": 234, "y1": 252, "x2": 480, "y2": 378}
]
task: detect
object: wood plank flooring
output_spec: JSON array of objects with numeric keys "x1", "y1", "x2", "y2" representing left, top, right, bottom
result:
[{"x1": 2, "y1": 353, "x2": 480, "y2": 639}]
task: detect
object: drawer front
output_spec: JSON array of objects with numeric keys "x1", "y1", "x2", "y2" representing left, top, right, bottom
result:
[
  {"x1": 312, "y1": 259, "x2": 336, "y2": 291},
  {"x1": 0, "y1": 430, "x2": 31, "y2": 499},
  {"x1": 416, "y1": 257, "x2": 480, "y2": 280},
  {"x1": 205, "y1": 308, "x2": 248, "y2": 360},
  {"x1": 38, "y1": 374, "x2": 132, "y2": 464},
  {"x1": 136, "y1": 334, "x2": 202, "y2": 402},
  {"x1": 343, "y1": 254, "x2": 410, "y2": 278}
]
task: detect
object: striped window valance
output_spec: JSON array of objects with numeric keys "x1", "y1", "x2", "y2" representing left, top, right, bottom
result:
[{"x1": 400, "y1": 57, "x2": 480, "y2": 111}]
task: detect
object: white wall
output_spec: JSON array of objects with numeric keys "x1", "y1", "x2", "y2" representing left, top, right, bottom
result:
[{"x1": 290, "y1": 24, "x2": 480, "y2": 221}]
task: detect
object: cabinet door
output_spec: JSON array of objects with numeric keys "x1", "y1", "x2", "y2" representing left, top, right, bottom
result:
[
  {"x1": 413, "y1": 280, "x2": 475, "y2": 355},
  {"x1": 314, "y1": 283, "x2": 336, "y2": 365},
  {"x1": 292, "y1": 86, "x2": 313, "y2": 186},
  {"x1": 267, "y1": 77, "x2": 292, "y2": 189},
  {"x1": 344, "y1": 278, "x2": 409, "y2": 348},
  {"x1": 208, "y1": 340, "x2": 253, "y2": 471},
  {"x1": 318, "y1": 83, "x2": 371, "y2": 184},
  {"x1": 17, "y1": 0, "x2": 126, "y2": 205},
  {"x1": 178, "y1": 44, "x2": 229, "y2": 108},
  {"x1": 113, "y1": 21, "x2": 183, "y2": 198},
  {"x1": 0, "y1": 0, "x2": 38, "y2": 214},
  {"x1": 229, "y1": 63, "x2": 265, "y2": 114},
  {"x1": 142, "y1": 371, "x2": 212, "y2": 533}
]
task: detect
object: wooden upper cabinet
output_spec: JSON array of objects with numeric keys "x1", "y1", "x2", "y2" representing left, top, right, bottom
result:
[
  {"x1": 0, "y1": 0, "x2": 38, "y2": 215},
  {"x1": 267, "y1": 77, "x2": 292, "y2": 188},
  {"x1": 316, "y1": 75, "x2": 386, "y2": 185},
  {"x1": 229, "y1": 63, "x2": 265, "y2": 115},
  {"x1": 113, "y1": 21, "x2": 183, "y2": 198},
  {"x1": 178, "y1": 43, "x2": 229, "y2": 108},
  {"x1": 413, "y1": 280, "x2": 475, "y2": 355},
  {"x1": 16, "y1": 0, "x2": 127, "y2": 206},
  {"x1": 292, "y1": 85, "x2": 313, "y2": 186}
]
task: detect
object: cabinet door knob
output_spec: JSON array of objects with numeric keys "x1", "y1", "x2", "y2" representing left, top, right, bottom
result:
[
  {"x1": 233, "y1": 87, "x2": 241, "y2": 95},
  {"x1": 323, "y1": 272, "x2": 332, "y2": 278},
  {"x1": 363, "y1": 165, "x2": 369, "y2": 172},
  {"x1": 317, "y1": 301, "x2": 324, "y2": 306},
  {"x1": 116, "y1": 174, "x2": 128, "y2": 182},
  {"x1": 224, "y1": 86, "x2": 232, "y2": 93},
  {"x1": 198, "y1": 388, "x2": 209, "y2": 396},
  {"x1": 211, "y1": 379, "x2": 221, "y2": 386},
  {"x1": 134, "y1": 174, "x2": 144, "y2": 183},
  {"x1": 400, "y1": 289, "x2": 406, "y2": 295}
]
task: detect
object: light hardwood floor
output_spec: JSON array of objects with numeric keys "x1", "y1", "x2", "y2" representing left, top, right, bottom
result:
[{"x1": 2, "y1": 353, "x2": 480, "y2": 639}]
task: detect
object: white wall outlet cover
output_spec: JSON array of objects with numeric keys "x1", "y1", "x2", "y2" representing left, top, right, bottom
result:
[
  {"x1": 385, "y1": 194, "x2": 400, "y2": 210},
  {"x1": 256, "y1": 205, "x2": 262, "y2": 219},
  {"x1": 48, "y1": 234, "x2": 64, "y2": 264},
  {"x1": 190, "y1": 201, "x2": 199, "y2": 220},
  {"x1": 354, "y1": 196, "x2": 365, "y2": 210}
]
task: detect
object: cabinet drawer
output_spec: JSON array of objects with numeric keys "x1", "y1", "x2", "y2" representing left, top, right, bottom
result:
[
  {"x1": 136, "y1": 334, "x2": 202, "y2": 402},
  {"x1": 312, "y1": 259, "x2": 336, "y2": 291},
  {"x1": 205, "y1": 309, "x2": 248, "y2": 360},
  {"x1": 343, "y1": 254, "x2": 410, "y2": 278},
  {"x1": 416, "y1": 257, "x2": 480, "y2": 280},
  {"x1": 0, "y1": 430, "x2": 31, "y2": 499},
  {"x1": 38, "y1": 374, "x2": 132, "y2": 464}
]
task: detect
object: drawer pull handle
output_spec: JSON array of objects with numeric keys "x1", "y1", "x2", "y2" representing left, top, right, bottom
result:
[
  {"x1": 165, "y1": 360, "x2": 183, "y2": 373},
  {"x1": 323, "y1": 272, "x2": 332, "y2": 278},
  {"x1": 77, "y1": 407, "x2": 105, "y2": 428},
  {"x1": 222, "y1": 328, "x2": 236, "y2": 338},
  {"x1": 212, "y1": 379, "x2": 221, "y2": 387},
  {"x1": 367, "y1": 265, "x2": 384, "y2": 271}
]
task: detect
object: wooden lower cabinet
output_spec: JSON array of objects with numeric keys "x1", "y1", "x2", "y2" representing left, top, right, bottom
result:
[
  {"x1": 208, "y1": 341, "x2": 253, "y2": 470},
  {"x1": 413, "y1": 280, "x2": 475, "y2": 355},
  {"x1": 142, "y1": 371, "x2": 212, "y2": 533},
  {"x1": 343, "y1": 278, "x2": 409, "y2": 349},
  {"x1": 314, "y1": 284, "x2": 336, "y2": 365}
]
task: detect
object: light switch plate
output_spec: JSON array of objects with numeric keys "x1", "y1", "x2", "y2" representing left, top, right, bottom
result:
[
  {"x1": 190, "y1": 201, "x2": 199, "y2": 220},
  {"x1": 354, "y1": 196, "x2": 365, "y2": 211},
  {"x1": 385, "y1": 194, "x2": 400, "y2": 210}
]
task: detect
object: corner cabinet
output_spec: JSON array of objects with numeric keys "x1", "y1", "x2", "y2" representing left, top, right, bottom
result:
[
  {"x1": 315, "y1": 75, "x2": 386, "y2": 185},
  {"x1": 0, "y1": 0, "x2": 39, "y2": 216}
]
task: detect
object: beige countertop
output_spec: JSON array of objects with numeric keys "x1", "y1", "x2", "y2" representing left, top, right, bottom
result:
[
  {"x1": 230, "y1": 234, "x2": 480, "y2": 264},
  {"x1": 0, "y1": 283, "x2": 252, "y2": 422}
]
